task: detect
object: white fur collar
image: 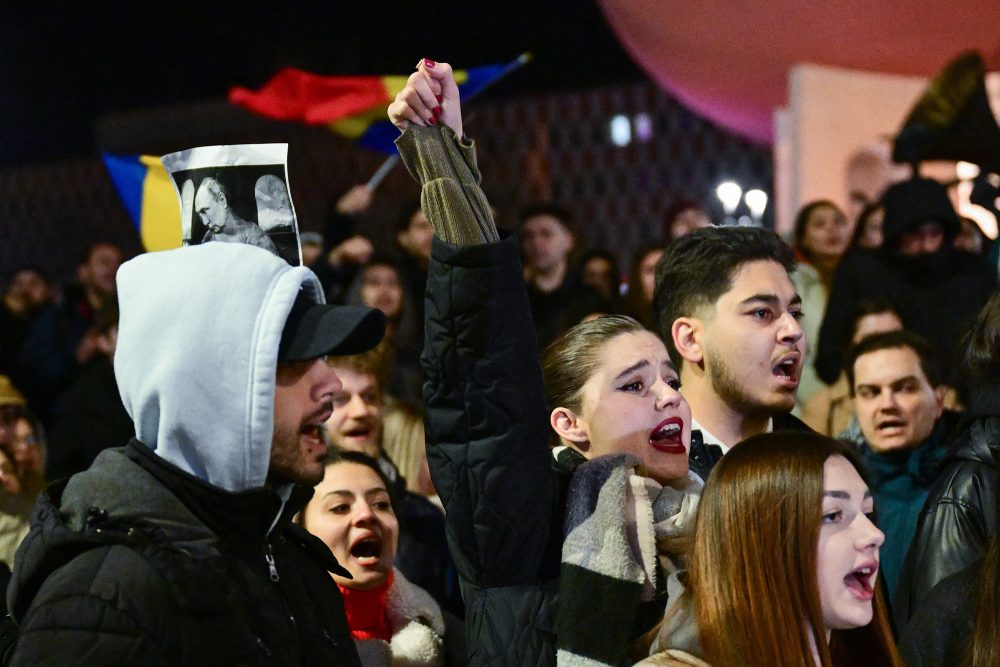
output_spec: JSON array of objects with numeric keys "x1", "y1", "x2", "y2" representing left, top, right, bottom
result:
[{"x1": 352, "y1": 569, "x2": 445, "y2": 667}]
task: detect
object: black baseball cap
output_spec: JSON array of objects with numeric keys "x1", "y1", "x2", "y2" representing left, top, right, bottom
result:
[{"x1": 278, "y1": 290, "x2": 386, "y2": 362}]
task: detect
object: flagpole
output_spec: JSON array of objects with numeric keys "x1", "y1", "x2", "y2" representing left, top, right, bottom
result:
[
  {"x1": 365, "y1": 52, "x2": 534, "y2": 190},
  {"x1": 365, "y1": 154, "x2": 399, "y2": 190}
]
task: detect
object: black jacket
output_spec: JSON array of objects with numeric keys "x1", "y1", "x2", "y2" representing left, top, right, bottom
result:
[
  {"x1": 45, "y1": 357, "x2": 134, "y2": 481},
  {"x1": 893, "y1": 385, "x2": 1000, "y2": 626},
  {"x1": 7, "y1": 441, "x2": 361, "y2": 666},
  {"x1": 815, "y1": 247, "x2": 995, "y2": 386},
  {"x1": 423, "y1": 235, "x2": 573, "y2": 665},
  {"x1": 897, "y1": 559, "x2": 978, "y2": 667},
  {"x1": 15, "y1": 284, "x2": 97, "y2": 421}
]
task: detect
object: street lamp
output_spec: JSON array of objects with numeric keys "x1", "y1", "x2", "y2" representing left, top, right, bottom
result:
[
  {"x1": 745, "y1": 189, "x2": 768, "y2": 222},
  {"x1": 716, "y1": 181, "x2": 742, "y2": 217}
]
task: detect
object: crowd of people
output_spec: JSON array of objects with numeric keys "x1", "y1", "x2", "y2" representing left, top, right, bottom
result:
[{"x1": 0, "y1": 56, "x2": 998, "y2": 665}]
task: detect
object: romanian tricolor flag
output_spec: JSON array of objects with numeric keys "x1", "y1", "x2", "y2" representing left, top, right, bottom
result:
[
  {"x1": 228, "y1": 56, "x2": 526, "y2": 154},
  {"x1": 102, "y1": 153, "x2": 183, "y2": 252}
]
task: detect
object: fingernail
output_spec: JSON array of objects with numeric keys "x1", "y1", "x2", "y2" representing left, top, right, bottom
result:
[
  {"x1": 428, "y1": 116, "x2": 437, "y2": 125},
  {"x1": 435, "y1": 95, "x2": 442, "y2": 103},
  {"x1": 424, "y1": 59, "x2": 436, "y2": 68},
  {"x1": 433, "y1": 106, "x2": 442, "y2": 117}
]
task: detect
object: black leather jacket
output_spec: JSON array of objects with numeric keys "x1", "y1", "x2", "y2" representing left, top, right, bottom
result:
[{"x1": 893, "y1": 385, "x2": 1000, "y2": 627}]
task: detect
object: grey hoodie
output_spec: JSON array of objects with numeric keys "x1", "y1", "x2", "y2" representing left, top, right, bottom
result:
[{"x1": 114, "y1": 242, "x2": 324, "y2": 492}]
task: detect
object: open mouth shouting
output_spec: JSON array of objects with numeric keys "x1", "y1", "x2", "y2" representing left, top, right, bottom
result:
[
  {"x1": 349, "y1": 532, "x2": 385, "y2": 568},
  {"x1": 300, "y1": 407, "x2": 332, "y2": 458},
  {"x1": 875, "y1": 417, "x2": 907, "y2": 438},
  {"x1": 341, "y1": 424, "x2": 375, "y2": 445},
  {"x1": 771, "y1": 353, "x2": 801, "y2": 388},
  {"x1": 300, "y1": 423, "x2": 326, "y2": 448},
  {"x1": 843, "y1": 561, "x2": 878, "y2": 601},
  {"x1": 649, "y1": 417, "x2": 686, "y2": 454}
]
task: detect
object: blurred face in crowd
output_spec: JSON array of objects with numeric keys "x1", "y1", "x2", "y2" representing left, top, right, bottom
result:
[
  {"x1": 857, "y1": 208, "x2": 884, "y2": 250},
  {"x1": 679, "y1": 260, "x2": 804, "y2": 414},
  {"x1": 521, "y1": 214, "x2": 573, "y2": 274},
  {"x1": 851, "y1": 311, "x2": 903, "y2": 345},
  {"x1": 195, "y1": 179, "x2": 228, "y2": 233},
  {"x1": 852, "y1": 346, "x2": 944, "y2": 453},
  {"x1": 360, "y1": 264, "x2": 403, "y2": 321},
  {"x1": 638, "y1": 248, "x2": 663, "y2": 303},
  {"x1": 270, "y1": 358, "x2": 340, "y2": 486},
  {"x1": 954, "y1": 219, "x2": 985, "y2": 255},
  {"x1": 0, "y1": 405, "x2": 23, "y2": 448},
  {"x1": 324, "y1": 367, "x2": 383, "y2": 458},
  {"x1": 301, "y1": 242, "x2": 323, "y2": 267},
  {"x1": 5, "y1": 269, "x2": 50, "y2": 313},
  {"x1": 0, "y1": 449, "x2": 20, "y2": 496},
  {"x1": 582, "y1": 256, "x2": 616, "y2": 298},
  {"x1": 303, "y1": 461, "x2": 399, "y2": 590},
  {"x1": 12, "y1": 417, "x2": 42, "y2": 476},
  {"x1": 817, "y1": 455, "x2": 883, "y2": 632},
  {"x1": 896, "y1": 221, "x2": 945, "y2": 256},
  {"x1": 563, "y1": 330, "x2": 692, "y2": 484},
  {"x1": 79, "y1": 243, "x2": 122, "y2": 297},
  {"x1": 802, "y1": 204, "x2": 850, "y2": 262},
  {"x1": 669, "y1": 207, "x2": 712, "y2": 241},
  {"x1": 397, "y1": 209, "x2": 434, "y2": 262}
]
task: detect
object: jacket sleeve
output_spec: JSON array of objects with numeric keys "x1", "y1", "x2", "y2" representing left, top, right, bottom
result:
[
  {"x1": 397, "y1": 123, "x2": 560, "y2": 590},
  {"x1": 422, "y1": 234, "x2": 559, "y2": 588},
  {"x1": 893, "y1": 459, "x2": 991, "y2": 625},
  {"x1": 12, "y1": 549, "x2": 171, "y2": 666}
]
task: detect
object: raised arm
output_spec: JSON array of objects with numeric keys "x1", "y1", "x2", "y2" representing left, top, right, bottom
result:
[
  {"x1": 389, "y1": 61, "x2": 560, "y2": 589},
  {"x1": 389, "y1": 59, "x2": 497, "y2": 245}
]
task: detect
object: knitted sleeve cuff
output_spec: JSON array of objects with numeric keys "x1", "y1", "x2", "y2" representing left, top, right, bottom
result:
[{"x1": 395, "y1": 125, "x2": 499, "y2": 246}]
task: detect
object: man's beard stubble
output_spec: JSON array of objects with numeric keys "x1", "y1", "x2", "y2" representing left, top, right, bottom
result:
[{"x1": 705, "y1": 346, "x2": 780, "y2": 419}]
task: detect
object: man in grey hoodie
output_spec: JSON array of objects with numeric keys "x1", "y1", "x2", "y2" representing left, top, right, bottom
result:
[{"x1": 6, "y1": 242, "x2": 384, "y2": 665}]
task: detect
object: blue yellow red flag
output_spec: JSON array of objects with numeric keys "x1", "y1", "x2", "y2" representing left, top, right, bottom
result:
[
  {"x1": 228, "y1": 58, "x2": 521, "y2": 154},
  {"x1": 102, "y1": 153, "x2": 182, "y2": 251}
]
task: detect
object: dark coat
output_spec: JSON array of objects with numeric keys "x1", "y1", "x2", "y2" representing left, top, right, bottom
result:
[
  {"x1": 856, "y1": 411, "x2": 957, "y2": 602},
  {"x1": 894, "y1": 385, "x2": 1000, "y2": 626},
  {"x1": 45, "y1": 357, "x2": 134, "y2": 481},
  {"x1": 423, "y1": 235, "x2": 571, "y2": 665},
  {"x1": 897, "y1": 560, "x2": 977, "y2": 667},
  {"x1": 15, "y1": 285, "x2": 96, "y2": 420},
  {"x1": 7, "y1": 441, "x2": 361, "y2": 666},
  {"x1": 814, "y1": 247, "x2": 995, "y2": 386}
]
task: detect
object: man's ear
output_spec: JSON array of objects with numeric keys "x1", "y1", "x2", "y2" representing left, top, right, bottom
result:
[
  {"x1": 550, "y1": 406, "x2": 590, "y2": 451},
  {"x1": 932, "y1": 385, "x2": 947, "y2": 419},
  {"x1": 671, "y1": 317, "x2": 704, "y2": 365}
]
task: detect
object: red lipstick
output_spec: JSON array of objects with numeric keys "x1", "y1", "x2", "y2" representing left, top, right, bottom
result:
[{"x1": 649, "y1": 417, "x2": 686, "y2": 454}]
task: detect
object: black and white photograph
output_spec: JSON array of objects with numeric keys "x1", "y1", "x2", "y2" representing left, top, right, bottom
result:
[{"x1": 162, "y1": 144, "x2": 302, "y2": 266}]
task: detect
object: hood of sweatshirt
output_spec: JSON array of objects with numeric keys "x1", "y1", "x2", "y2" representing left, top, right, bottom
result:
[{"x1": 114, "y1": 242, "x2": 323, "y2": 492}]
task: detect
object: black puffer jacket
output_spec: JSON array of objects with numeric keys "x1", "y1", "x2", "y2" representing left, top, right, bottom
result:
[
  {"x1": 423, "y1": 235, "x2": 570, "y2": 665},
  {"x1": 7, "y1": 441, "x2": 361, "y2": 666},
  {"x1": 893, "y1": 385, "x2": 1000, "y2": 627}
]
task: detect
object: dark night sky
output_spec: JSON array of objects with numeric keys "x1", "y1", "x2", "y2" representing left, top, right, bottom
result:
[{"x1": 0, "y1": 2, "x2": 644, "y2": 167}]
